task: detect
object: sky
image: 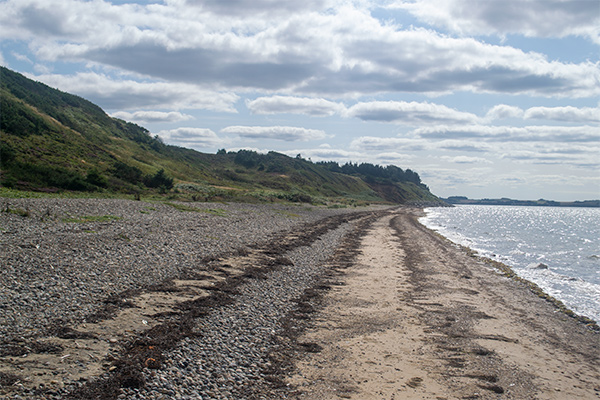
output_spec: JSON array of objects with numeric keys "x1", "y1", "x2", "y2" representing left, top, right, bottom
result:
[{"x1": 0, "y1": 0, "x2": 599, "y2": 201}]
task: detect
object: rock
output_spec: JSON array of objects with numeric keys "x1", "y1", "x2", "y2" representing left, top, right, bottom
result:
[{"x1": 527, "y1": 263, "x2": 549, "y2": 270}]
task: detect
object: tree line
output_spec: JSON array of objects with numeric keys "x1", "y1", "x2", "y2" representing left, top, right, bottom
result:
[{"x1": 316, "y1": 161, "x2": 424, "y2": 186}]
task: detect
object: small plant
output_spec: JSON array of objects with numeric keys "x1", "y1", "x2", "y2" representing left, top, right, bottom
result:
[
  {"x1": 165, "y1": 202, "x2": 227, "y2": 216},
  {"x1": 274, "y1": 210, "x2": 300, "y2": 218},
  {"x1": 1, "y1": 203, "x2": 30, "y2": 217},
  {"x1": 117, "y1": 233, "x2": 131, "y2": 242},
  {"x1": 62, "y1": 215, "x2": 122, "y2": 223}
]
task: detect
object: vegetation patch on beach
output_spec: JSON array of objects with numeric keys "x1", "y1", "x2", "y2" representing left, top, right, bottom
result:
[
  {"x1": 1, "y1": 203, "x2": 30, "y2": 217},
  {"x1": 61, "y1": 215, "x2": 122, "y2": 223},
  {"x1": 165, "y1": 202, "x2": 227, "y2": 216}
]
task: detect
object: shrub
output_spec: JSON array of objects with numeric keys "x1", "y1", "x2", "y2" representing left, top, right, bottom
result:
[
  {"x1": 86, "y1": 169, "x2": 108, "y2": 188},
  {"x1": 144, "y1": 169, "x2": 173, "y2": 190}
]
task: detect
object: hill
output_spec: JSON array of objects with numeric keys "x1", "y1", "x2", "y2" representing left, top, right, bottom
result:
[{"x1": 0, "y1": 66, "x2": 442, "y2": 205}]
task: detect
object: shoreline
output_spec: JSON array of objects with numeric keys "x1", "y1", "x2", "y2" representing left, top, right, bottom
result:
[
  {"x1": 287, "y1": 208, "x2": 599, "y2": 399},
  {"x1": 1, "y1": 201, "x2": 598, "y2": 399},
  {"x1": 420, "y1": 205, "x2": 600, "y2": 327},
  {"x1": 422, "y1": 220, "x2": 599, "y2": 332}
]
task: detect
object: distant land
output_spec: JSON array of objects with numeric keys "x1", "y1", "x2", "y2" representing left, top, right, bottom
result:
[{"x1": 444, "y1": 197, "x2": 600, "y2": 208}]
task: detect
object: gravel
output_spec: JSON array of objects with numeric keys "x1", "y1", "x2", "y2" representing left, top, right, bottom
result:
[
  {"x1": 126, "y1": 223, "x2": 352, "y2": 400},
  {"x1": 0, "y1": 198, "x2": 379, "y2": 399},
  {"x1": 0, "y1": 198, "x2": 365, "y2": 342}
]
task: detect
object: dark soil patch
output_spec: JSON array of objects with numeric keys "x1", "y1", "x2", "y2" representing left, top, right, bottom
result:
[{"x1": 0, "y1": 340, "x2": 64, "y2": 357}]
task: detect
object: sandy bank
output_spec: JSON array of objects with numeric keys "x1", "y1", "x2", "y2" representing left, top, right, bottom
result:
[{"x1": 288, "y1": 209, "x2": 599, "y2": 399}]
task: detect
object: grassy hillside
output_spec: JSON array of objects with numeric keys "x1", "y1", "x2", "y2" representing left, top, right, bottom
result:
[{"x1": 0, "y1": 67, "x2": 442, "y2": 205}]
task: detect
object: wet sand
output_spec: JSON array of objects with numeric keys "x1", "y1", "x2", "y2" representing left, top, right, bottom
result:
[{"x1": 288, "y1": 209, "x2": 600, "y2": 399}]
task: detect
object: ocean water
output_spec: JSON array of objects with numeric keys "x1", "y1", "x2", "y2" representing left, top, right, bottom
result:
[{"x1": 420, "y1": 205, "x2": 600, "y2": 323}]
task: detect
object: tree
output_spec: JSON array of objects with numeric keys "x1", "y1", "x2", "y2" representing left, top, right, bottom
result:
[{"x1": 144, "y1": 169, "x2": 174, "y2": 190}]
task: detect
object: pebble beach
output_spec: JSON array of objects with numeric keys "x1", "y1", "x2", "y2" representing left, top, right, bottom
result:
[
  {"x1": 0, "y1": 199, "x2": 358, "y2": 342},
  {"x1": 0, "y1": 198, "x2": 377, "y2": 399}
]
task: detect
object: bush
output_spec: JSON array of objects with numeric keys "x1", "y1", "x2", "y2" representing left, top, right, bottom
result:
[
  {"x1": 144, "y1": 169, "x2": 174, "y2": 190},
  {"x1": 86, "y1": 169, "x2": 108, "y2": 188},
  {"x1": 112, "y1": 161, "x2": 143, "y2": 184}
]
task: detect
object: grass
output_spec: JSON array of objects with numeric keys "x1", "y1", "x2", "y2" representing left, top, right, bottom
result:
[
  {"x1": 0, "y1": 187, "x2": 131, "y2": 200},
  {"x1": 274, "y1": 210, "x2": 301, "y2": 218},
  {"x1": 1, "y1": 205, "x2": 31, "y2": 217},
  {"x1": 165, "y1": 202, "x2": 227, "y2": 216},
  {"x1": 62, "y1": 215, "x2": 122, "y2": 223}
]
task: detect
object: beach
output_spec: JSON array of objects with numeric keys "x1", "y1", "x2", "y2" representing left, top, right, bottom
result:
[
  {"x1": 289, "y1": 209, "x2": 599, "y2": 399},
  {"x1": 0, "y1": 200, "x2": 598, "y2": 399}
]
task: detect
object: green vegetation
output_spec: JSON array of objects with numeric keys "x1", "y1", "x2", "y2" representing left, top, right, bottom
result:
[
  {"x1": 61, "y1": 215, "x2": 122, "y2": 223},
  {"x1": 1, "y1": 203, "x2": 30, "y2": 217},
  {"x1": 0, "y1": 67, "x2": 443, "y2": 206},
  {"x1": 165, "y1": 202, "x2": 227, "y2": 216}
]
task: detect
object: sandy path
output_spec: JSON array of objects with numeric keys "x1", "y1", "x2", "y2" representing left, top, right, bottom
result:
[{"x1": 289, "y1": 209, "x2": 600, "y2": 399}]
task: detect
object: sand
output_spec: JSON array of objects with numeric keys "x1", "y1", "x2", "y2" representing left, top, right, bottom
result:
[{"x1": 288, "y1": 209, "x2": 600, "y2": 399}]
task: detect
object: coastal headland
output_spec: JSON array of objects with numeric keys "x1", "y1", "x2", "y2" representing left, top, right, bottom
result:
[{"x1": 1, "y1": 199, "x2": 598, "y2": 399}]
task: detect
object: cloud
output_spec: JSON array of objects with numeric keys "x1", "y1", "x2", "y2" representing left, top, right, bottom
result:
[
  {"x1": 246, "y1": 96, "x2": 344, "y2": 116},
  {"x1": 350, "y1": 136, "x2": 427, "y2": 152},
  {"x1": 486, "y1": 104, "x2": 600, "y2": 123},
  {"x1": 391, "y1": 0, "x2": 600, "y2": 44},
  {"x1": 220, "y1": 126, "x2": 329, "y2": 141},
  {"x1": 485, "y1": 104, "x2": 524, "y2": 120},
  {"x1": 413, "y1": 124, "x2": 600, "y2": 142},
  {"x1": 157, "y1": 127, "x2": 229, "y2": 148},
  {"x1": 11, "y1": 51, "x2": 32, "y2": 63},
  {"x1": 28, "y1": 72, "x2": 239, "y2": 112},
  {"x1": 2, "y1": 0, "x2": 598, "y2": 98},
  {"x1": 111, "y1": 111, "x2": 194, "y2": 123},
  {"x1": 346, "y1": 101, "x2": 480, "y2": 124},
  {"x1": 280, "y1": 147, "x2": 364, "y2": 162},
  {"x1": 442, "y1": 156, "x2": 493, "y2": 164},
  {"x1": 523, "y1": 106, "x2": 600, "y2": 123},
  {"x1": 500, "y1": 148, "x2": 600, "y2": 167},
  {"x1": 173, "y1": 0, "x2": 329, "y2": 16}
]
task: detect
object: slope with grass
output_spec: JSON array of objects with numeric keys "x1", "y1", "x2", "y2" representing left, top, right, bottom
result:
[{"x1": 0, "y1": 67, "x2": 443, "y2": 205}]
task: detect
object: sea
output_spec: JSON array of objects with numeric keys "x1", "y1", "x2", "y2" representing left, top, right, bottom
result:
[{"x1": 420, "y1": 205, "x2": 600, "y2": 324}]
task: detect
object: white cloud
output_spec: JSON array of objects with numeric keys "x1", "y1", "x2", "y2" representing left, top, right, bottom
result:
[
  {"x1": 485, "y1": 104, "x2": 524, "y2": 120},
  {"x1": 524, "y1": 106, "x2": 600, "y2": 123},
  {"x1": 28, "y1": 72, "x2": 239, "y2": 112},
  {"x1": 157, "y1": 127, "x2": 229, "y2": 148},
  {"x1": 11, "y1": 51, "x2": 32, "y2": 63},
  {"x1": 246, "y1": 96, "x2": 345, "y2": 116},
  {"x1": 413, "y1": 124, "x2": 600, "y2": 143},
  {"x1": 442, "y1": 156, "x2": 493, "y2": 164},
  {"x1": 172, "y1": 0, "x2": 330, "y2": 16},
  {"x1": 220, "y1": 126, "x2": 329, "y2": 141},
  {"x1": 346, "y1": 101, "x2": 480, "y2": 125},
  {"x1": 111, "y1": 111, "x2": 194, "y2": 123},
  {"x1": 280, "y1": 147, "x2": 364, "y2": 162},
  {"x1": 2, "y1": 0, "x2": 598, "y2": 98},
  {"x1": 350, "y1": 136, "x2": 427, "y2": 152},
  {"x1": 391, "y1": 0, "x2": 600, "y2": 44}
]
